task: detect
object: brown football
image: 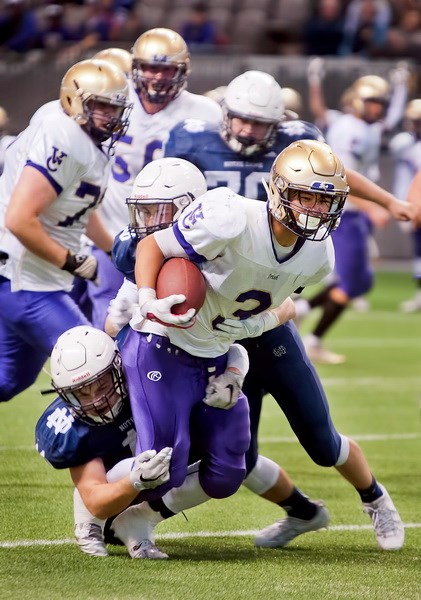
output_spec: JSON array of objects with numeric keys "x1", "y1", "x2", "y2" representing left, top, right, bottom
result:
[{"x1": 156, "y1": 257, "x2": 206, "y2": 315}]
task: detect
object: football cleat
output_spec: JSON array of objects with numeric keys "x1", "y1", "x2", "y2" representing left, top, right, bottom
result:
[
  {"x1": 110, "y1": 502, "x2": 168, "y2": 559},
  {"x1": 399, "y1": 291, "x2": 421, "y2": 313},
  {"x1": 131, "y1": 539, "x2": 168, "y2": 559},
  {"x1": 74, "y1": 522, "x2": 108, "y2": 557},
  {"x1": 255, "y1": 502, "x2": 329, "y2": 548},
  {"x1": 303, "y1": 334, "x2": 346, "y2": 365},
  {"x1": 363, "y1": 484, "x2": 405, "y2": 550}
]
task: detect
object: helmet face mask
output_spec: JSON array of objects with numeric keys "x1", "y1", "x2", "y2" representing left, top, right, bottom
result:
[
  {"x1": 126, "y1": 157, "x2": 207, "y2": 239},
  {"x1": 50, "y1": 326, "x2": 127, "y2": 426},
  {"x1": 132, "y1": 28, "x2": 190, "y2": 104},
  {"x1": 221, "y1": 70, "x2": 284, "y2": 156},
  {"x1": 60, "y1": 59, "x2": 131, "y2": 149},
  {"x1": 267, "y1": 140, "x2": 349, "y2": 241}
]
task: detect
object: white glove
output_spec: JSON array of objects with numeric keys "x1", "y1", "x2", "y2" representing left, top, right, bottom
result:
[
  {"x1": 216, "y1": 310, "x2": 279, "y2": 340},
  {"x1": 138, "y1": 287, "x2": 196, "y2": 328},
  {"x1": 389, "y1": 62, "x2": 409, "y2": 87},
  {"x1": 307, "y1": 57, "x2": 325, "y2": 83},
  {"x1": 203, "y1": 370, "x2": 244, "y2": 410},
  {"x1": 107, "y1": 297, "x2": 134, "y2": 332},
  {"x1": 129, "y1": 447, "x2": 173, "y2": 492}
]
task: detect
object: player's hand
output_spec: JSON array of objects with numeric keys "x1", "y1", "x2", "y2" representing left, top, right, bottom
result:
[
  {"x1": 129, "y1": 447, "x2": 173, "y2": 491},
  {"x1": 216, "y1": 311, "x2": 279, "y2": 340},
  {"x1": 62, "y1": 251, "x2": 98, "y2": 284},
  {"x1": 388, "y1": 199, "x2": 417, "y2": 222},
  {"x1": 307, "y1": 57, "x2": 325, "y2": 83},
  {"x1": 138, "y1": 287, "x2": 196, "y2": 328},
  {"x1": 107, "y1": 297, "x2": 134, "y2": 333},
  {"x1": 203, "y1": 369, "x2": 244, "y2": 410}
]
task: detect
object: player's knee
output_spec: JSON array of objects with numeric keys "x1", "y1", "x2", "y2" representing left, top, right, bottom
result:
[
  {"x1": 304, "y1": 439, "x2": 340, "y2": 467},
  {"x1": 200, "y1": 464, "x2": 246, "y2": 499}
]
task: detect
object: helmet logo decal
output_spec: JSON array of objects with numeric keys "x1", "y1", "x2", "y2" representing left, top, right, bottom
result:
[
  {"x1": 310, "y1": 181, "x2": 335, "y2": 191},
  {"x1": 71, "y1": 370, "x2": 91, "y2": 384},
  {"x1": 147, "y1": 371, "x2": 162, "y2": 381}
]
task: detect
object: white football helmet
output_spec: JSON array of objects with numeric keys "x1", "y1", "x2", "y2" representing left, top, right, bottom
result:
[
  {"x1": 50, "y1": 326, "x2": 127, "y2": 425},
  {"x1": 266, "y1": 139, "x2": 349, "y2": 241},
  {"x1": 60, "y1": 58, "x2": 131, "y2": 148},
  {"x1": 221, "y1": 70, "x2": 284, "y2": 156},
  {"x1": 126, "y1": 157, "x2": 207, "y2": 238},
  {"x1": 132, "y1": 28, "x2": 190, "y2": 104}
]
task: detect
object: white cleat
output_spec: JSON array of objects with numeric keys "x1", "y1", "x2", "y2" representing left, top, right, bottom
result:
[
  {"x1": 399, "y1": 292, "x2": 421, "y2": 313},
  {"x1": 363, "y1": 484, "x2": 405, "y2": 550},
  {"x1": 111, "y1": 502, "x2": 168, "y2": 559},
  {"x1": 255, "y1": 503, "x2": 329, "y2": 548},
  {"x1": 74, "y1": 522, "x2": 108, "y2": 557},
  {"x1": 303, "y1": 334, "x2": 345, "y2": 365}
]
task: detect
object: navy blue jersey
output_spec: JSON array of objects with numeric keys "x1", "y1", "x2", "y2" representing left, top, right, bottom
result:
[
  {"x1": 112, "y1": 226, "x2": 138, "y2": 283},
  {"x1": 164, "y1": 119, "x2": 324, "y2": 200},
  {"x1": 35, "y1": 397, "x2": 136, "y2": 470}
]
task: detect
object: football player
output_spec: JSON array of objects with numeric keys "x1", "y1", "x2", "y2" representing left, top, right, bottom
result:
[
  {"x1": 161, "y1": 113, "x2": 406, "y2": 551},
  {"x1": 36, "y1": 324, "x2": 250, "y2": 559},
  {"x1": 297, "y1": 71, "x2": 411, "y2": 362},
  {"x1": 0, "y1": 58, "x2": 131, "y2": 402},
  {"x1": 84, "y1": 28, "x2": 223, "y2": 330}
]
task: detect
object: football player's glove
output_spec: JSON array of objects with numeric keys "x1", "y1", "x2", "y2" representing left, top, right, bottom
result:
[
  {"x1": 129, "y1": 447, "x2": 172, "y2": 492},
  {"x1": 138, "y1": 287, "x2": 196, "y2": 328},
  {"x1": 203, "y1": 370, "x2": 244, "y2": 410},
  {"x1": 62, "y1": 251, "x2": 98, "y2": 284}
]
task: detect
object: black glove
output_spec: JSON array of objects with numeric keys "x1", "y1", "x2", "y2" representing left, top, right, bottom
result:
[{"x1": 61, "y1": 251, "x2": 98, "y2": 284}]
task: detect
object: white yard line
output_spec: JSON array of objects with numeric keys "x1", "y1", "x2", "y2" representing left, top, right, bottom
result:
[{"x1": 1, "y1": 523, "x2": 421, "y2": 548}]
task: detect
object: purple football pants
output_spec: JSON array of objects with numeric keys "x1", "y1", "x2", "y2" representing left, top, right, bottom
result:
[
  {"x1": 119, "y1": 329, "x2": 250, "y2": 501},
  {"x1": 0, "y1": 276, "x2": 90, "y2": 402},
  {"x1": 331, "y1": 211, "x2": 374, "y2": 298}
]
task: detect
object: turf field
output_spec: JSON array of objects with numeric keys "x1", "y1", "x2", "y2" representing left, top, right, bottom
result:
[{"x1": 1, "y1": 270, "x2": 420, "y2": 600}]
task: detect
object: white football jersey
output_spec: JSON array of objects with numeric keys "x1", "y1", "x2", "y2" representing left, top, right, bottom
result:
[
  {"x1": 389, "y1": 132, "x2": 421, "y2": 201},
  {"x1": 0, "y1": 110, "x2": 110, "y2": 292},
  {"x1": 100, "y1": 81, "x2": 223, "y2": 237},
  {"x1": 136, "y1": 188, "x2": 334, "y2": 357}
]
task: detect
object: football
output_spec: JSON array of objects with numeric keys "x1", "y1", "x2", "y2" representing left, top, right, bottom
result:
[{"x1": 156, "y1": 257, "x2": 206, "y2": 315}]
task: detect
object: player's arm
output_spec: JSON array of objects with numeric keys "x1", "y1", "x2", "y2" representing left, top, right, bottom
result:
[
  {"x1": 346, "y1": 194, "x2": 390, "y2": 227},
  {"x1": 345, "y1": 167, "x2": 417, "y2": 222},
  {"x1": 5, "y1": 165, "x2": 68, "y2": 267},
  {"x1": 71, "y1": 447, "x2": 172, "y2": 519},
  {"x1": 70, "y1": 458, "x2": 139, "y2": 520},
  {"x1": 135, "y1": 232, "x2": 195, "y2": 327},
  {"x1": 407, "y1": 168, "x2": 421, "y2": 228},
  {"x1": 85, "y1": 211, "x2": 113, "y2": 254}
]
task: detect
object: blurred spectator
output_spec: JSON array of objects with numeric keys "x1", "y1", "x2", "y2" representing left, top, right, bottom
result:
[
  {"x1": 303, "y1": 0, "x2": 345, "y2": 56},
  {"x1": 340, "y1": 0, "x2": 392, "y2": 56},
  {"x1": 57, "y1": 0, "x2": 131, "y2": 65},
  {"x1": 380, "y1": 8, "x2": 421, "y2": 61},
  {"x1": 37, "y1": 4, "x2": 74, "y2": 51},
  {"x1": 0, "y1": 0, "x2": 39, "y2": 54},
  {"x1": 180, "y1": 2, "x2": 218, "y2": 52}
]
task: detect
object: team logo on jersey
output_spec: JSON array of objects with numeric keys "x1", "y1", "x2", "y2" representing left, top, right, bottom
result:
[
  {"x1": 46, "y1": 146, "x2": 68, "y2": 172},
  {"x1": 147, "y1": 371, "x2": 162, "y2": 381},
  {"x1": 272, "y1": 345, "x2": 286, "y2": 357},
  {"x1": 181, "y1": 203, "x2": 204, "y2": 229}
]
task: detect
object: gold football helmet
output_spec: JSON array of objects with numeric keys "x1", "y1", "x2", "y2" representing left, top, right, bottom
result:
[
  {"x1": 0, "y1": 106, "x2": 9, "y2": 131},
  {"x1": 131, "y1": 28, "x2": 190, "y2": 104},
  {"x1": 267, "y1": 139, "x2": 349, "y2": 241},
  {"x1": 405, "y1": 98, "x2": 421, "y2": 121},
  {"x1": 60, "y1": 59, "x2": 131, "y2": 147},
  {"x1": 94, "y1": 48, "x2": 132, "y2": 75},
  {"x1": 281, "y1": 87, "x2": 302, "y2": 117},
  {"x1": 351, "y1": 75, "x2": 390, "y2": 121}
]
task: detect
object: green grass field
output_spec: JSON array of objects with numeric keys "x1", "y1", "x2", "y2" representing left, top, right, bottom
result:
[{"x1": 1, "y1": 270, "x2": 420, "y2": 600}]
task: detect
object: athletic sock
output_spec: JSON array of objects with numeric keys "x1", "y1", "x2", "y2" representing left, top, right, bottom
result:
[
  {"x1": 313, "y1": 298, "x2": 346, "y2": 338},
  {"x1": 356, "y1": 476, "x2": 383, "y2": 503},
  {"x1": 277, "y1": 487, "x2": 318, "y2": 520}
]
